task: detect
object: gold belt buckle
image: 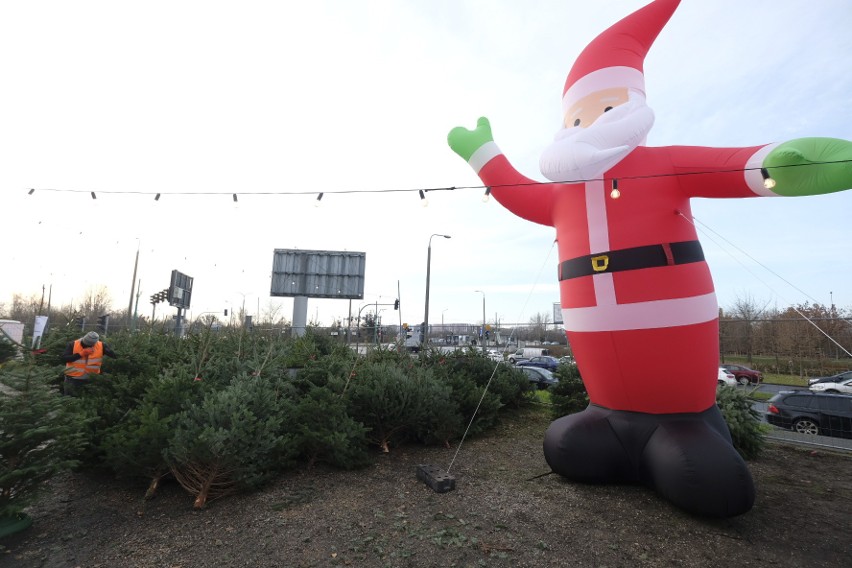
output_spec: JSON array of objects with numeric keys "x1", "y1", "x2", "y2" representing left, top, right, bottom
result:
[{"x1": 591, "y1": 254, "x2": 609, "y2": 272}]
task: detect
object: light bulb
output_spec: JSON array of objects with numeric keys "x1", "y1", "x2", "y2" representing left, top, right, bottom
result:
[
  {"x1": 610, "y1": 179, "x2": 620, "y2": 199},
  {"x1": 760, "y1": 168, "x2": 776, "y2": 189}
]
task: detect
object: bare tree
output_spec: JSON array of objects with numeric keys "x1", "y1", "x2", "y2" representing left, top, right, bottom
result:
[
  {"x1": 260, "y1": 300, "x2": 285, "y2": 327},
  {"x1": 721, "y1": 294, "x2": 771, "y2": 362},
  {"x1": 7, "y1": 293, "x2": 41, "y2": 324},
  {"x1": 76, "y1": 286, "x2": 113, "y2": 321},
  {"x1": 528, "y1": 312, "x2": 553, "y2": 343}
]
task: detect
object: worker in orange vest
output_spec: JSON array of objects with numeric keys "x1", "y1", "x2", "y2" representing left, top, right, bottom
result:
[{"x1": 61, "y1": 331, "x2": 117, "y2": 395}]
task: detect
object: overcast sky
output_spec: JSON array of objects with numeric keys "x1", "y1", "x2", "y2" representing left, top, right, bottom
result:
[{"x1": 2, "y1": 0, "x2": 851, "y2": 331}]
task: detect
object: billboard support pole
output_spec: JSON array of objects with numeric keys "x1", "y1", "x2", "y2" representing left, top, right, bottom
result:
[
  {"x1": 175, "y1": 307, "x2": 184, "y2": 337},
  {"x1": 293, "y1": 296, "x2": 308, "y2": 337}
]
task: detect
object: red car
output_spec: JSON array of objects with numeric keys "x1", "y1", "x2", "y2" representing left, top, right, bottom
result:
[{"x1": 720, "y1": 364, "x2": 762, "y2": 385}]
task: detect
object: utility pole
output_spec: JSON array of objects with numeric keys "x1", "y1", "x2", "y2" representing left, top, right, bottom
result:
[
  {"x1": 127, "y1": 243, "x2": 140, "y2": 331},
  {"x1": 134, "y1": 280, "x2": 142, "y2": 327}
]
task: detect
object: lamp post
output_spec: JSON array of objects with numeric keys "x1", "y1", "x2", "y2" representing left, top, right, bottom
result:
[
  {"x1": 474, "y1": 289, "x2": 486, "y2": 352},
  {"x1": 424, "y1": 233, "x2": 451, "y2": 347}
]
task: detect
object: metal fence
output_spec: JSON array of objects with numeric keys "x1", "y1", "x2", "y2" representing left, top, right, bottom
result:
[
  {"x1": 765, "y1": 428, "x2": 852, "y2": 452},
  {"x1": 752, "y1": 400, "x2": 852, "y2": 453}
]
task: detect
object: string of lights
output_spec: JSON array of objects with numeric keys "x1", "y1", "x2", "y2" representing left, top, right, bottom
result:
[{"x1": 23, "y1": 159, "x2": 851, "y2": 201}]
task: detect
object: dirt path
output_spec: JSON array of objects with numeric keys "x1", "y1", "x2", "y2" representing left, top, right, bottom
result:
[{"x1": 2, "y1": 406, "x2": 850, "y2": 567}]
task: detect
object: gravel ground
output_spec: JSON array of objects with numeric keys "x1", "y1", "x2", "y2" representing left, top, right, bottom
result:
[{"x1": 2, "y1": 405, "x2": 851, "y2": 568}]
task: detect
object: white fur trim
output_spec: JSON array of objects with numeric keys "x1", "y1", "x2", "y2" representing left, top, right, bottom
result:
[
  {"x1": 562, "y1": 67, "x2": 646, "y2": 114},
  {"x1": 468, "y1": 141, "x2": 501, "y2": 174},
  {"x1": 744, "y1": 144, "x2": 780, "y2": 196},
  {"x1": 561, "y1": 292, "x2": 719, "y2": 332},
  {"x1": 585, "y1": 180, "x2": 610, "y2": 252}
]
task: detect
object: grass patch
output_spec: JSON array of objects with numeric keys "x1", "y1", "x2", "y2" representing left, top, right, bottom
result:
[
  {"x1": 763, "y1": 374, "x2": 809, "y2": 387},
  {"x1": 532, "y1": 389, "x2": 552, "y2": 404}
]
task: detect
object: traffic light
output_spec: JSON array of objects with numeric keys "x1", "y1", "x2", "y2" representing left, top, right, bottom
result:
[
  {"x1": 97, "y1": 314, "x2": 110, "y2": 334},
  {"x1": 394, "y1": 299, "x2": 399, "y2": 310},
  {"x1": 224, "y1": 309, "x2": 228, "y2": 316}
]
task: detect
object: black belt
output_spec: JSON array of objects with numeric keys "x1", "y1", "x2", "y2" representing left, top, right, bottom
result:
[{"x1": 559, "y1": 240, "x2": 704, "y2": 281}]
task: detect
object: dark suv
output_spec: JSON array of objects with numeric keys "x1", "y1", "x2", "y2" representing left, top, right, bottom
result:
[
  {"x1": 720, "y1": 363, "x2": 762, "y2": 385},
  {"x1": 766, "y1": 391, "x2": 852, "y2": 439}
]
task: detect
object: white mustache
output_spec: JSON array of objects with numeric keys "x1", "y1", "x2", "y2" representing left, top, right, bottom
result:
[{"x1": 540, "y1": 99, "x2": 655, "y2": 183}]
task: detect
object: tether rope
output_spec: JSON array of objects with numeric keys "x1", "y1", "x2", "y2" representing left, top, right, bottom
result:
[
  {"x1": 679, "y1": 211, "x2": 852, "y2": 358},
  {"x1": 446, "y1": 238, "x2": 558, "y2": 474}
]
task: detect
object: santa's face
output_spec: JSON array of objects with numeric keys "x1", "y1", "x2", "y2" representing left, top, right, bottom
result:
[
  {"x1": 564, "y1": 87, "x2": 629, "y2": 129},
  {"x1": 540, "y1": 87, "x2": 655, "y2": 183}
]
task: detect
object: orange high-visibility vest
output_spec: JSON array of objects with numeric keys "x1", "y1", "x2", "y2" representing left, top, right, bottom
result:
[{"x1": 65, "y1": 340, "x2": 105, "y2": 378}]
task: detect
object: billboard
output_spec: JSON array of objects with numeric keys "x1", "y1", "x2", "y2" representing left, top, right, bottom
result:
[
  {"x1": 168, "y1": 270, "x2": 194, "y2": 309},
  {"x1": 270, "y1": 249, "x2": 365, "y2": 300}
]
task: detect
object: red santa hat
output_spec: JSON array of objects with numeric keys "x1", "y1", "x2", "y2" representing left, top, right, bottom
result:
[{"x1": 562, "y1": 0, "x2": 680, "y2": 114}]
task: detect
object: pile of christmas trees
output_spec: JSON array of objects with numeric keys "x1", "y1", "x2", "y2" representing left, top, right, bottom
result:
[{"x1": 3, "y1": 328, "x2": 530, "y2": 513}]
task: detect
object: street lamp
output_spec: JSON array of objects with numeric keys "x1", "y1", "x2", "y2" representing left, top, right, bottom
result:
[
  {"x1": 474, "y1": 289, "x2": 486, "y2": 352},
  {"x1": 424, "y1": 233, "x2": 451, "y2": 347}
]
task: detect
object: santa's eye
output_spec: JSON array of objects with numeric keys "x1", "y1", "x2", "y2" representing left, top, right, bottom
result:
[
  {"x1": 573, "y1": 118, "x2": 581, "y2": 127},
  {"x1": 604, "y1": 106, "x2": 613, "y2": 112}
]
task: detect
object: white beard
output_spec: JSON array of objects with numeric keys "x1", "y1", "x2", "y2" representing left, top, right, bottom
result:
[{"x1": 539, "y1": 96, "x2": 655, "y2": 183}]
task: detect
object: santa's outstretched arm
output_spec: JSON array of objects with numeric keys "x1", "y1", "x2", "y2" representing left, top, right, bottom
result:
[
  {"x1": 449, "y1": 117, "x2": 556, "y2": 227},
  {"x1": 665, "y1": 137, "x2": 852, "y2": 199}
]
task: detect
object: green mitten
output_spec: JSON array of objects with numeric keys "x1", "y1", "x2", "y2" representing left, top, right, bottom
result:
[
  {"x1": 764, "y1": 137, "x2": 852, "y2": 196},
  {"x1": 447, "y1": 117, "x2": 494, "y2": 162}
]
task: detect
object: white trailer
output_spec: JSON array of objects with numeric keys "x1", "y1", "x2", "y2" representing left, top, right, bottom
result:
[{"x1": 0, "y1": 319, "x2": 25, "y2": 359}]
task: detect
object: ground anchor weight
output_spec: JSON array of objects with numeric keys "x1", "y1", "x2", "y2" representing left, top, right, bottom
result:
[{"x1": 416, "y1": 464, "x2": 456, "y2": 493}]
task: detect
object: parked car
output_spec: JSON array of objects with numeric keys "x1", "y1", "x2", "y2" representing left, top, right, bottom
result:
[
  {"x1": 559, "y1": 355, "x2": 576, "y2": 366},
  {"x1": 720, "y1": 363, "x2": 762, "y2": 385},
  {"x1": 518, "y1": 366, "x2": 559, "y2": 390},
  {"x1": 507, "y1": 348, "x2": 551, "y2": 364},
  {"x1": 809, "y1": 376, "x2": 852, "y2": 395},
  {"x1": 808, "y1": 370, "x2": 852, "y2": 386},
  {"x1": 766, "y1": 391, "x2": 852, "y2": 439},
  {"x1": 516, "y1": 356, "x2": 560, "y2": 371},
  {"x1": 717, "y1": 367, "x2": 736, "y2": 387},
  {"x1": 486, "y1": 350, "x2": 504, "y2": 362}
]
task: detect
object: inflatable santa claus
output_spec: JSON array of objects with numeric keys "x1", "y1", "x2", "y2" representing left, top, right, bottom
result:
[{"x1": 448, "y1": 0, "x2": 852, "y2": 517}]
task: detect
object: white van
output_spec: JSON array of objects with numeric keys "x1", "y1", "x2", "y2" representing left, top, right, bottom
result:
[{"x1": 508, "y1": 347, "x2": 551, "y2": 364}]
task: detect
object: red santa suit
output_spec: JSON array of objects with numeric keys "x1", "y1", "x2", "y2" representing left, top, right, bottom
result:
[{"x1": 479, "y1": 143, "x2": 775, "y2": 414}]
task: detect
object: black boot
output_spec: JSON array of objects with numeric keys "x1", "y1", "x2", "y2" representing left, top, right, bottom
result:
[{"x1": 543, "y1": 404, "x2": 754, "y2": 517}]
